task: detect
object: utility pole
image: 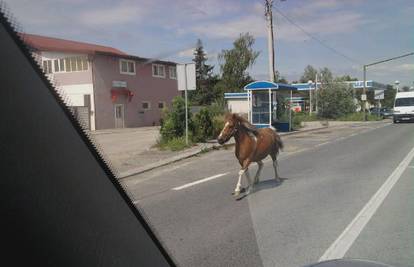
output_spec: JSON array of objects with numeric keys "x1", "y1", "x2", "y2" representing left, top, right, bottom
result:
[{"x1": 265, "y1": 0, "x2": 275, "y2": 82}]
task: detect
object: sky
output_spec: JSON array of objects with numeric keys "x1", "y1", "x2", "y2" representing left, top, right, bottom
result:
[{"x1": 4, "y1": 0, "x2": 414, "y2": 87}]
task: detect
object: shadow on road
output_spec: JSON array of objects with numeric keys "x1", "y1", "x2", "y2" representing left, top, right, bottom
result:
[{"x1": 235, "y1": 177, "x2": 288, "y2": 201}]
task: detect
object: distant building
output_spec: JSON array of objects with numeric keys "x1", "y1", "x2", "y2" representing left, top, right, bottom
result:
[
  {"x1": 23, "y1": 33, "x2": 179, "y2": 130},
  {"x1": 224, "y1": 80, "x2": 387, "y2": 115}
]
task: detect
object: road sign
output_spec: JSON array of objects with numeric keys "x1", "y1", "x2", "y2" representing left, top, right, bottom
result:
[
  {"x1": 112, "y1": 80, "x2": 127, "y2": 88},
  {"x1": 177, "y1": 63, "x2": 196, "y2": 91},
  {"x1": 374, "y1": 90, "x2": 384, "y2": 100},
  {"x1": 361, "y1": 94, "x2": 367, "y2": 101},
  {"x1": 176, "y1": 63, "x2": 196, "y2": 146}
]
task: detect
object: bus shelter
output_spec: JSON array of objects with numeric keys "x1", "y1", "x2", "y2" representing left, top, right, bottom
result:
[{"x1": 244, "y1": 81, "x2": 298, "y2": 130}]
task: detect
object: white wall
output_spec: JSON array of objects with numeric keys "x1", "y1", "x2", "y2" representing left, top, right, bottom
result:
[
  {"x1": 41, "y1": 51, "x2": 88, "y2": 61},
  {"x1": 227, "y1": 99, "x2": 248, "y2": 114},
  {"x1": 57, "y1": 84, "x2": 96, "y2": 130}
]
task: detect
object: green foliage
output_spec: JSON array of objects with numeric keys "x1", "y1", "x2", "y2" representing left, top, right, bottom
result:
[
  {"x1": 319, "y1": 67, "x2": 334, "y2": 85},
  {"x1": 337, "y1": 112, "x2": 382, "y2": 121},
  {"x1": 193, "y1": 108, "x2": 214, "y2": 142},
  {"x1": 189, "y1": 39, "x2": 220, "y2": 105},
  {"x1": 160, "y1": 96, "x2": 194, "y2": 142},
  {"x1": 212, "y1": 115, "x2": 225, "y2": 138},
  {"x1": 300, "y1": 65, "x2": 318, "y2": 83},
  {"x1": 275, "y1": 70, "x2": 288, "y2": 84},
  {"x1": 382, "y1": 85, "x2": 396, "y2": 108},
  {"x1": 218, "y1": 33, "x2": 260, "y2": 92},
  {"x1": 317, "y1": 81, "x2": 356, "y2": 119},
  {"x1": 157, "y1": 137, "x2": 192, "y2": 151},
  {"x1": 207, "y1": 100, "x2": 226, "y2": 117}
]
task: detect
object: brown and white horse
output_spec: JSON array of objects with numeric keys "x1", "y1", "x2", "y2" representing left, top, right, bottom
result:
[{"x1": 217, "y1": 113, "x2": 283, "y2": 196}]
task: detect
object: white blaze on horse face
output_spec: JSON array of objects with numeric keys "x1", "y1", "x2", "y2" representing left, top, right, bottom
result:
[{"x1": 218, "y1": 122, "x2": 230, "y2": 139}]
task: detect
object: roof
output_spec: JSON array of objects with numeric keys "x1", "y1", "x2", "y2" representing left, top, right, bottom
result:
[
  {"x1": 244, "y1": 81, "x2": 298, "y2": 91},
  {"x1": 21, "y1": 33, "x2": 126, "y2": 56},
  {"x1": 21, "y1": 33, "x2": 176, "y2": 65},
  {"x1": 224, "y1": 92, "x2": 248, "y2": 99},
  {"x1": 293, "y1": 80, "x2": 388, "y2": 91}
]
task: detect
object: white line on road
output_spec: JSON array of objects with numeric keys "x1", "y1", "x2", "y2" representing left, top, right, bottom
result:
[
  {"x1": 172, "y1": 172, "x2": 230, "y2": 191},
  {"x1": 319, "y1": 145, "x2": 414, "y2": 262}
]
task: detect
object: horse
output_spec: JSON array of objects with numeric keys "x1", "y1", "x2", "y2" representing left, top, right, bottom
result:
[{"x1": 217, "y1": 113, "x2": 283, "y2": 196}]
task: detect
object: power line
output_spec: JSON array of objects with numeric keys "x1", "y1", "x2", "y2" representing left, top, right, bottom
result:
[{"x1": 273, "y1": 6, "x2": 361, "y2": 66}]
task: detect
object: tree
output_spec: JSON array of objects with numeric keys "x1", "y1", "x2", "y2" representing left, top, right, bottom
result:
[
  {"x1": 401, "y1": 86, "x2": 410, "y2": 92},
  {"x1": 382, "y1": 84, "x2": 396, "y2": 108},
  {"x1": 218, "y1": 33, "x2": 260, "y2": 92},
  {"x1": 189, "y1": 39, "x2": 218, "y2": 105},
  {"x1": 300, "y1": 65, "x2": 318, "y2": 83},
  {"x1": 319, "y1": 67, "x2": 334, "y2": 86},
  {"x1": 316, "y1": 67, "x2": 355, "y2": 118},
  {"x1": 335, "y1": 75, "x2": 358, "y2": 82},
  {"x1": 275, "y1": 70, "x2": 288, "y2": 83}
]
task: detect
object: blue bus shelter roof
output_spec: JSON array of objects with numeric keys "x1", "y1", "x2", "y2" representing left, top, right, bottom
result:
[{"x1": 244, "y1": 81, "x2": 298, "y2": 91}]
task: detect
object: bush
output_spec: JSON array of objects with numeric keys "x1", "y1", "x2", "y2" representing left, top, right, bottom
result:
[
  {"x1": 317, "y1": 83, "x2": 356, "y2": 119},
  {"x1": 337, "y1": 112, "x2": 382, "y2": 121},
  {"x1": 193, "y1": 107, "x2": 214, "y2": 142},
  {"x1": 212, "y1": 114, "x2": 225, "y2": 138},
  {"x1": 160, "y1": 96, "x2": 194, "y2": 142},
  {"x1": 157, "y1": 136, "x2": 192, "y2": 151}
]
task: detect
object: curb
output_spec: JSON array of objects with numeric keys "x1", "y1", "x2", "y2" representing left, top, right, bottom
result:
[{"x1": 117, "y1": 125, "x2": 331, "y2": 179}]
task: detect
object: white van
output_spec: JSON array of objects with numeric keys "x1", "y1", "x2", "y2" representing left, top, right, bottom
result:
[{"x1": 393, "y1": 91, "x2": 414, "y2": 123}]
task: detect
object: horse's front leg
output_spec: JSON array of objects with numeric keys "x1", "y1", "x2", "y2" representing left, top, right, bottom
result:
[
  {"x1": 234, "y1": 160, "x2": 253, "y2": 196},
  {"x1": 233, "y1": 169, "x2": 245, "y2": 196}
]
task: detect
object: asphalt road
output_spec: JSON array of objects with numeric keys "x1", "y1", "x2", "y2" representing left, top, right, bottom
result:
[{"x1": 121, "y1": 121, "x2": 414, "y2": 267}]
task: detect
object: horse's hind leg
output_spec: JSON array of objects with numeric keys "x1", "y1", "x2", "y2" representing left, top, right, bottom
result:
[
  {"x1": 270, "y1": 153, "x2": 281, "y2": 183},
  {"x1": 254, "y1": 161, "x2": 264, "y2": 184}
]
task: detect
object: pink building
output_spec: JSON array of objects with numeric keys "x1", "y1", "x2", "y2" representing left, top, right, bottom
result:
[{"x1": 23, "y1": 33, "x2": 179, "y2": 130}]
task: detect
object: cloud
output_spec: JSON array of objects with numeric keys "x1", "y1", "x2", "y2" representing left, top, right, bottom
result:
[
  {"x1": 187, "y1": 10, "x2": 366, "y2": 42},
  {"x1": 177, "y1": 48, "x2": 195, "y2": 57},
  {"x1": 78, "y1": 5, "x2": 144, "y2": 26},
  {"x1": 370, "y1": 63, "x2": 414, "y2": 72}
]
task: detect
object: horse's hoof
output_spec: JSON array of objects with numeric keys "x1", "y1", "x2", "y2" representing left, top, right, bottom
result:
[{"x1": 232, "y1": 190, "x2": 241, "y2": 196}]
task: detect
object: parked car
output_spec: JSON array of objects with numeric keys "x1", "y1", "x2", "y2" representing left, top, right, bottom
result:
[{"x1": 369, "y1": 107, "x2": 393, "y2": 118}]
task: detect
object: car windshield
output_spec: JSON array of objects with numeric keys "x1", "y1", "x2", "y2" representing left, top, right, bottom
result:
[
  {"x1": 3, "y1": 0, "x2": 414, "y2": 267},
  {"x1": 395, "y1": 97, "x2": 414, "y2": 107}
]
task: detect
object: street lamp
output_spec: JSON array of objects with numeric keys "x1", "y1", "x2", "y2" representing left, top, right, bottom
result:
[
  {"x1": 395, "y1": 80, "x2": 400, "y2": 92},
  {"x1": 308, "y1": 80, "x2": 313, "y2": 114}
]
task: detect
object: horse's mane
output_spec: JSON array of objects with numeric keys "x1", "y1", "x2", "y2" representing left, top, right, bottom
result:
[{"x1": 233, "y1": 114, "x2": 259, "y2": 136}]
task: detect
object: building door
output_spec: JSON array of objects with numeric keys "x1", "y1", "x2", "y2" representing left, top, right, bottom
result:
[{"x1": 114, "y1": 104, "x2": 125, "y2": 128}]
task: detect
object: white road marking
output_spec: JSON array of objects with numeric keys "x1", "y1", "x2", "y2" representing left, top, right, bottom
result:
[
  {"x1": 319, "y1": 145, "x2": 414, "y2": 262},
  {"x1": 315, "y1": 141, "x2": 331, "y2": 147},
  {"x1": 172, "y1": 172, "x2": 229, "y2": 190}
]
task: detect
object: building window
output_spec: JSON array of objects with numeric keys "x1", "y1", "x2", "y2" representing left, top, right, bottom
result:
[
  {"x1": 142, "y1": 101, "x2": 151, "y2": 110},
  {"x1": 45, "y1": 57, "x2": 88, "y2": 73},
  {"x1": 120, "y1": 59, "x2": 136, "y2": 75},
  {"x1": 152, "y1": 64, "x2": 165, "y2": 78},
  {"x1": 169, "y1": 66, "x2": 177, "y2": 79},
  {"x1": 53, "y1": 58, "x2": 66, "y2": 72},
  {"x1": 42, "y1": 60, "x2": 52, "y2": 74},
  {"x1": 158, "y1": 102, "x2": 165, "y2": 109}
]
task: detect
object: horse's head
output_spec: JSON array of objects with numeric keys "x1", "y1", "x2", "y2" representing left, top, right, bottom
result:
[
  {"x1": 217, "y1": 113, "x2": 238, "y2": 145},
  {"x1": 217, "y1": 113, "x2": 257, "y2": 145}
]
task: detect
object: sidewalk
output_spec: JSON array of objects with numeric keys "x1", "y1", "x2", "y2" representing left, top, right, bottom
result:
[{"x1": 90, "y1": 121, "x2": 378, "y2": 179}]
